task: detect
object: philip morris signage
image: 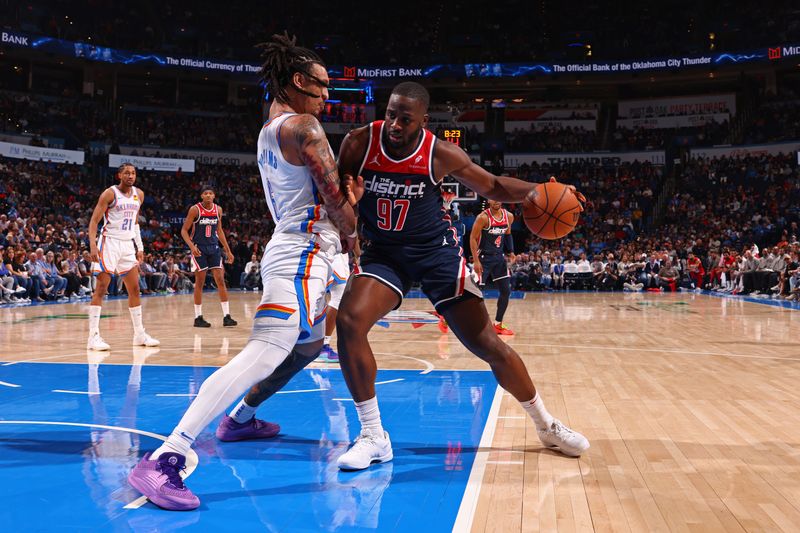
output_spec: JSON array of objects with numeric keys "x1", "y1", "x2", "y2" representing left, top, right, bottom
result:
[
  {"x1": 109, "y1": 153, "x2": 195, "y2": 173},
  {"x1": 0, "y1": 141, "x2": 84, "y2": 164}
]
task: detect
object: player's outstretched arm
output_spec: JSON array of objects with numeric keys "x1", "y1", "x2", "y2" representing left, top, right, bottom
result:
[
  {"x1": 436, "y1": 141, "x2": 585, "y2": 203},
  {"x1": 435, "y1": 141, "x2": 535, "y2": 202},
  {"x1": 286, "y1": 114, "x2": 356, "y2": 245},
  {"x1": 180, "y1": 205, "x2": 201, "y2": 256},
  {"x1": 88, "y1": 188, "x2": 115, "y2": 262}
]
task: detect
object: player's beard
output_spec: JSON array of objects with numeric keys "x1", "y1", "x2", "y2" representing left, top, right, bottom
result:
[{"x1": 386, "y1": 127, "x2": 420, "y2": 150}]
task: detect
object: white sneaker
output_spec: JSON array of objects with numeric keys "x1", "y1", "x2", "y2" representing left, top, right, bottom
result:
[
  {"x1": 87, "y1": 334, "x2": 110, "y2": 351},
  {"x1": 537, "y1": 419, "x2": 590, "y2": 457},
  {"x1": 337, "y1": 431, "x2": 393, "y2": 470},
  {"x1": 132, "y1": 332, "x2": 160, "y2": 347}
]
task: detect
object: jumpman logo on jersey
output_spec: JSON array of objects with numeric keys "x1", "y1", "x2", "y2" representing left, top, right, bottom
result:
[
  {"x1": 442, "y1": 236, "x2": 448, "y2": 246},
  {"x1": 368, "y1": 154, "x2": 381, "y2": 167}
]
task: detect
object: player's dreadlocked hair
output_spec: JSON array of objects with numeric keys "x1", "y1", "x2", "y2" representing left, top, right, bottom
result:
[{"x1": 256, "y1": 32, "x2": 326, "y2": 104}]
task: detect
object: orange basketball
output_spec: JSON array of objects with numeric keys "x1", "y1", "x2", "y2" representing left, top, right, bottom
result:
[{"x1": 523, "y1": 181, "x2": 583, "y2": 240}]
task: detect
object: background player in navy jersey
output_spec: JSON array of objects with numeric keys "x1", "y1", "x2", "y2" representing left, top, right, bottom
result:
[
  {"x1": 470, "y1": 199, "x2": 516, "y2": 335},
  {"x1": 334, "y1": 82, "x2": 589, "y2": 470},
  {"x1": 180, "y1": 188, "x2": 237, "y2": 327}
]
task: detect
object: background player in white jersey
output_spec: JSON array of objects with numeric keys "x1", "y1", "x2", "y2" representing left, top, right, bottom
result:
[
  {"x1": 87, "y1": 163, "x2": 159, "y2": 350},
  {"x1": 128, "y1": 33, "x2": 356, "y2": 511},
  {"x1": 180, "y1": 188, "x2": 237, "y2": 328}
]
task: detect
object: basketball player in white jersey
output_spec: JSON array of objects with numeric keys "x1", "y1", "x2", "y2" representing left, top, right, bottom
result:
[
  {"x1": 128, "y1": 33, "x2": 356, "y2": 511},
  {"x1": 87, "y1": 163, "x2": 159, "y2": 350}
]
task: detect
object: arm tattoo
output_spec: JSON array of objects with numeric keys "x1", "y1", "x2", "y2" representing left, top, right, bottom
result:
[{"x1": 293, "y1": 116, "x2": 355, "y2": 234}]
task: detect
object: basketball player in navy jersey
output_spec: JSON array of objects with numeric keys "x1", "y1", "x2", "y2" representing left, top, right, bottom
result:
[
  {"x1": 334, "y1": 82, "x2": 589, "y2": 470},
  {"x1": 180, "y1": 188, "x2": 237, "y2": 327},
  {"x1": 470, "y1": 199, "x2": 516, "y2": 335}
]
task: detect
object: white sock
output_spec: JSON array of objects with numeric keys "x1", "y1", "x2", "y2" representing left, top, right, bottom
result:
[
  {"x1": 152, "y1": 429, "x2": 195, "y2": 458},
  {"x1": 323, "y1": 335, "x2": 331, "y2": 345},
  {"x1": 150, "y1": 339, "x2": 291, "y2": 458},
  {"x1": 129, "y1": 306, "x2": 144, "y2": 335},
  {"x1": 221, "y1": 301, "x2": 229, "y2": 316},
  {"x1": 521, "y1": 392, "x2": 554, "y2": 430},
  {"x1": 355, "y1": 396, "x2": 385, "y2": 437},
  {"x1": 194, "y1": 304, "x2": 202, "y2": 318},
  {"x1": 230, "y1": 398, "x2": 257, "y2": 423},
  {"x1": 88, "y1": 305, "x2": 101, "y2": 336}
]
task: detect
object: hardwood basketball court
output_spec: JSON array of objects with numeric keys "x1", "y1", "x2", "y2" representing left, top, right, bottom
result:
[{"x1": 1, "y1": 290, "x2": 798, "y2": 531}]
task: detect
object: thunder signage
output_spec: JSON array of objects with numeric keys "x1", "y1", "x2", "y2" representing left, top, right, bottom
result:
[{"x1": 1, "y1": 28, "x2": 797, "y2": 80}]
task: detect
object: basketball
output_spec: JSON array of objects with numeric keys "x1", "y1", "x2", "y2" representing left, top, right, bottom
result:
[{"x1": 523, "y1": 181, "x2": 583, "y2": 240}]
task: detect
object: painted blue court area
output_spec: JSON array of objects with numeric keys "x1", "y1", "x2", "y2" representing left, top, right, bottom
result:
[{"x1": 0, "y1": 362, "x2": 497, "y2": 532}]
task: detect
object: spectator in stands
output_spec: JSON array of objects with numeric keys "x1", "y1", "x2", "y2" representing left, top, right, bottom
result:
[
  {"x1": 240, "y1": 253, "x2": 260, "y2": 289},
  {"x1": 55, "y1": 251, "x2": 84, "y2": 298},
  {"x1": 241, "y1": 260, "x2": 261, "y2": 291},
  {"x1": 551, "y1": 256, "x2": 565, "y2": 290},
  {"x1": 641, "y1": 253, "x2": 661, "y2": 289},
  {"x1": 41, "y1": 250, "x2": 67, "y2": 301},
  {"x1": 657, "y1": 259, "x2": 680, "y2": 292},
  {"x1": 25, "y1": 251, "x2": 46, "y2": 301},
  {"x1": 0, "y1": 248, "x2": 27, "y2": 303},
  {"x1": 598, "y1": 253, "x2": 621, "y2": 291},
  {"x1": 539, "y1": 252, "x2": 553, "y2": 290}
]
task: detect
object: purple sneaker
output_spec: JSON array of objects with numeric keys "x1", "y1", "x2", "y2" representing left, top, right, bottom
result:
[
  {"x1": 215, "y1": 415, "x2": 280, "y2": 442},
  {"x1": 127, "y1": 452, "x2": 200, "y2": 511},
  {"x1": 316, "y1": 344, "x2": 339, "y2": 363}
]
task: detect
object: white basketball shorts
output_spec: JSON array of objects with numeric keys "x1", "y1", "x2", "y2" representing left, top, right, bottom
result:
[
  {"x1": 250, "y1": 232, "x2": 336, "y2": 350},
  {"x1": 92, "y1": 235, "x2": 138, "y2": 276}
]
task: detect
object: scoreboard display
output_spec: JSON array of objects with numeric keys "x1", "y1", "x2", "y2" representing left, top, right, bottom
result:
[{"x1": 439, "y1": 127, "x2": 466, "y2": 149}]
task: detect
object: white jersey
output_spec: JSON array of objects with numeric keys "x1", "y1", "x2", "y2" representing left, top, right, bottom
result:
[
  {"x1": 101, "y1": 185, "x2": 141, "y2": 241},
  {"x1": 257, "y1": 112, "x2": 339, "y2": 246}
]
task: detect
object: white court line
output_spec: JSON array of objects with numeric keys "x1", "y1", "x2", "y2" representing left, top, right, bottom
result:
[
  {"x1": 52, "y1": 389, "x2": 100, "y2": 395},
  {"x1": 0, "y1": 380, "x2": 20, "y2": 388},
  {"x1": 374, "y1": 378, "x2": 404, "y2": 386},
  {"x1": 374, "y1": 353, "x2": 435, "y2": 374},
  {"x1": 453, "y1": 385, "x2": 503, "y2": 532},
  {"x1": 2, "y1": 352, "x2": 88, "y2": 366},
  {"x1": 332, "y1": 378, "x2": 403, "y2": 402},
  {"x1": 0, "y1": 420, "x2": 198, "y2": 510}
]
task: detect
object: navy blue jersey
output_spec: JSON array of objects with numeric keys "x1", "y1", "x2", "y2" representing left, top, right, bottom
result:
[
  {"x1": 191, "y1": 203, "x2": 220, "y2": 247},
  {"x1": 479, "y1": 208, "x2": 510, "y2": 256},
  {"x1": 357, "y1": 121, "x2": 451, "y2": 245}
]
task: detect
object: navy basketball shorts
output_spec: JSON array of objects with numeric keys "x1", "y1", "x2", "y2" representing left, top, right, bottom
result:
[
  {"x1": 355, "y1": 234, "x2": 482, "y2": 311},
  {"x1": 191, "y1": 244, "x2": 223, "y2": 271},
  {"x1": 479, "y1": 253, "x2": 510, "y2": 284}
]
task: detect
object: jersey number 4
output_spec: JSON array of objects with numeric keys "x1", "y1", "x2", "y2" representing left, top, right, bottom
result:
[{"x1": 376, "y1": 198, "x2": 410, "y2": 231}]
